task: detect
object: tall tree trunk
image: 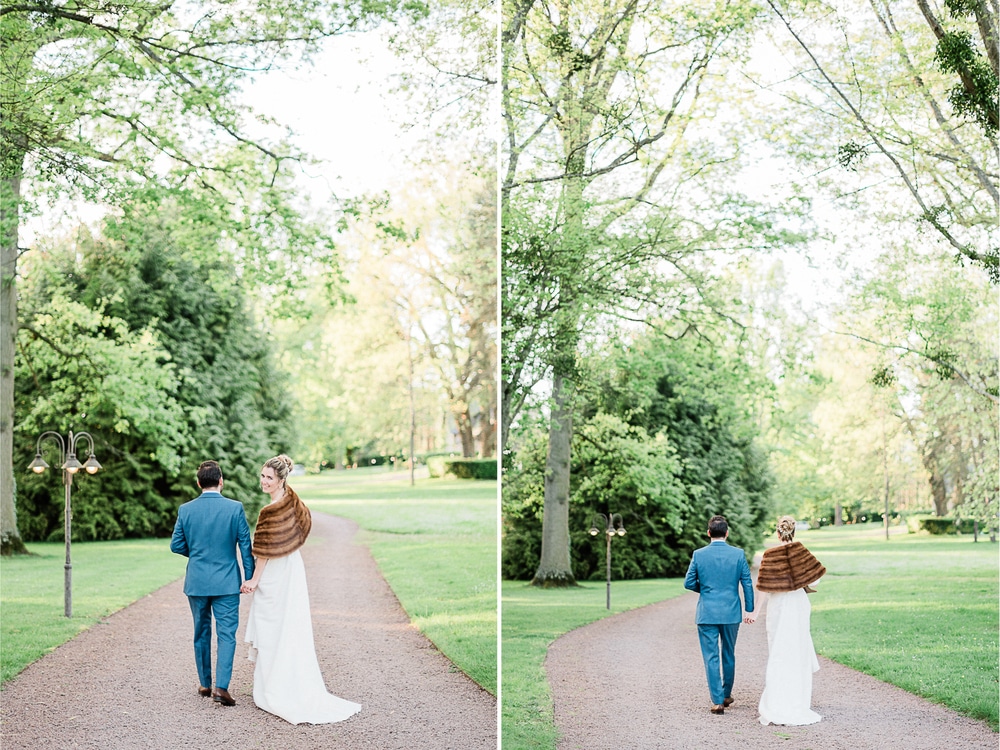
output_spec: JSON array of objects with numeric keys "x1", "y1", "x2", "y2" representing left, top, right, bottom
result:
[
  {"x1": 532, "y1": 371, "x2": 576, "y2": 586},
  {"x1": 457, "y1": 407, "x2": 476, "y2": 457},
  {"x1": 1, "y1": 167, "x2": 27, "y2": 555},
  {"x1": 478, "y1": 403, "x2": 496, "y2": 458},
  {"x1": 928, "y1": 459, "x2": 949, "y2": 516}
]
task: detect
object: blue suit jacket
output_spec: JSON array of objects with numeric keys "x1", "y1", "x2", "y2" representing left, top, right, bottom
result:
[
  {"x1": 684, "y1": 539, "x2": 754, "y2": 624},
  {"x1": 170, "y1": 491, "x2": 254, "y2": 596}
]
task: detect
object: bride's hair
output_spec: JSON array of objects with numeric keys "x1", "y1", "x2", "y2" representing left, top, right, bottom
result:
[
  {"x1": 262, "y1": 454, "x2": 294, "y2": 485},
  {"x1": 776, "y1": 515, "x2": 797, "y2": 542}
]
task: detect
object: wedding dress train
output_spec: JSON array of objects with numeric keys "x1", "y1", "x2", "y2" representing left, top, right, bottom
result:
[
  {"x1": 245, "y1": 550, "x2": 361, "y2": 724},
  {"x1": 758, "y1": 588, "x2": 821, "y2": 726}
]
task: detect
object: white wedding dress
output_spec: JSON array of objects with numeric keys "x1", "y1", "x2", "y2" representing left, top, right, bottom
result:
[
  {"x1": 245, "y1": 550, "x2": 362, "y2": 724},
  {"x1": 758, "y1": 588, "x2": 822, "y2": 726}
]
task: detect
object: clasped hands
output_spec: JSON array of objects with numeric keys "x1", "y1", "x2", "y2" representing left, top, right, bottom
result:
[
  {"x1": 743, "y1": 613, "x2": 757, "y2": 624},
  {"x1": 241, "y1": 580, "x2": 259, "y2": 594}
]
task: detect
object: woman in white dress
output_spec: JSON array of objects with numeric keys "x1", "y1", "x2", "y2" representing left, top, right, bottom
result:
[
  {"x1": 240, "y1": 455, "x2": 361, "y2": 725},
  {"x1": 748, "y1": 516, "x2": 826, "y2": 726}
]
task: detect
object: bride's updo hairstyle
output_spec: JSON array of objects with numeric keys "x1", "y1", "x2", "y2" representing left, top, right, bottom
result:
[
  {"x1": 776, "y1": 515, "x2": 797, "y2": 542},
  {"x1": 263, "y1": 454, "x2": 294, "y2": 487}
]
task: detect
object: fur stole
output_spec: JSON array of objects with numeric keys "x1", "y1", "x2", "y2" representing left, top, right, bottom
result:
[
  {"x1": 252, "y1": 486, "x2": 312, "y2": 559},
  {"x1": 756, "y1": 541, "x2": 826, "y2": 593}
]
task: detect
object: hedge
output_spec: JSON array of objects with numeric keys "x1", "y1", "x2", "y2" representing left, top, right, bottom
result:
[
  {"x1": 444, "y1": 458, "x2": 498, "y2": 480},
  {"x1": 919, "y1": 517, "x2": 977, "y2": 535},
  {"x1": 427, "y1": 454, "x2": 461, "y2": 477}
]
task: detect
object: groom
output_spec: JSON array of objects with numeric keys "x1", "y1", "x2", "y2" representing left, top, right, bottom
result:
[
  {"x1": 684, "y1": 515, "x2": 755, "y2": 715},
  {"x1": 170, "y1": 460, "x2": 254, "y2": 707}
]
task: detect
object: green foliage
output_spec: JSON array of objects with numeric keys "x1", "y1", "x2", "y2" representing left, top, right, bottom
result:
[
  {"x1": 503, "y1": 336, "x2": 773, "y2": 580},
  {"x1": 934, "y1": 0, "x2": 999, "y2": 138},
  {"x1": 935, "y1": 30, "x2": 998, "y2": 138},
  {"x1": 444, "y1": 458, "x2": 498, "y2": 480},
  {"x1": 14, "y1": 216, "x2": 292, "y2": 541}
]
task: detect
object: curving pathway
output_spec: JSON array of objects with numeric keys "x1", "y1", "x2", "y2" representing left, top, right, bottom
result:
[
  {"x1": 545, "y1": 592, "x2": 996, "y2": 750},
  {"x1": 0, "y1": 513, "x2": 496, "y2": 749}
]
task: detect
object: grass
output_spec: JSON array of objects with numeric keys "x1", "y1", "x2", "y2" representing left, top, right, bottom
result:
[
  {"x1": 1, "y1": 538, "x2": 187, "y2": 683},
  {"x1": 293, "y1": 470, "x2": 498, "y2": 694},
  {"x1": 501, "y1": 579, "x2": 688, "y2": 749},
  {"x1": 796, "y1": 523, "x2": 999, "y2": 730}
]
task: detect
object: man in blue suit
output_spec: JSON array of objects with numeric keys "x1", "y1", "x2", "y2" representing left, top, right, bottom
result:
[
  {"x1": 684, "y1": 515, "x2": 755, "y2": 715},
  {"x1": 170, "y1": 460, "x2": 254, "y2": 707}
]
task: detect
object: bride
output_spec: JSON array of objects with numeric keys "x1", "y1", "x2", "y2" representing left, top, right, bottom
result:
[
  {"x1": 240, "y1": 455, "x2": 361, "y2": 725},
  {"x1": 748, "y1": 515, "x2": 826, "y2": 726}
]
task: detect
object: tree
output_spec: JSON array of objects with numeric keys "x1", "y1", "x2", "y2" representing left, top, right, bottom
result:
[
  {"x1": 15, "y1": 206, "x2": 293, "y2": 540},
  {"x1": 757, "y1": 0, "x2": 998, "y2": 280},
  {"x1": 502, "y1": 0, "x2": 799, "y2": 585},
  {"x1": 840, "y1": 242, "x2": 998, "y2": 518},
  {"x1": 345, "y1": 171, "x2": 497, "y2": 459},
  {"x1": 503, "y1": 333, "x2": 773, "y2": 579},
  {"x1": 0, "y1": 0, "x2": 423, "y2": 553},
  {"x1": 393, "y1": 177, "x2": 497, "y2": 457},
  {"x1": 273, "y1": 278, "x2": 442, "y2": 469}
]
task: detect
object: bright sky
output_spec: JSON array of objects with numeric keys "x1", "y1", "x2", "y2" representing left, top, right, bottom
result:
[
  {"x1": 21, "y1": 29, "x2": 423, "y2": 248},
  {"x1": 241, "y1": 31, "x2": 426, "y2": 201}
]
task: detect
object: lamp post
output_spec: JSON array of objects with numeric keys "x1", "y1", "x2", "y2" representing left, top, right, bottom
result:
[
  {"x1": 589, "y1": 512, "x2": 626, "y2": 610},
  {"x1": 28, "y1": 430, "x2": 102, "y2": 618}
]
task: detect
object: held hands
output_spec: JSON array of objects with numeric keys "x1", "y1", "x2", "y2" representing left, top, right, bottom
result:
[
  {"x1": 744, "y1": 613, "x2": 756, "y2": 624},
  {"x1": 241, "y1": 580, "x2": 259, "y2": 594}
]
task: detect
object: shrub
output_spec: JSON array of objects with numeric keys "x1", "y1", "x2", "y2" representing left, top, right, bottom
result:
[
  {"x1": 15, "y1": 233, "x2": 291, "y2": 541},
  {"x1": 445, "y1": 458, "x2": 498, "y2": 480},
  {"x1": 906, "y1": 513, "x2": 935, "y2": 533},
  {"x1": 427, "y1": 454, "x2": 460, "y2": 477},
  {"x1": 919, "y1": 517, "x2": 976, "y2": 535}
]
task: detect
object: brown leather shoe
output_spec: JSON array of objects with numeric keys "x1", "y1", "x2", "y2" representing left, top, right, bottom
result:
[
  {"x1": 710, "y1": 705, "x2": 725, "y2": 714},
  {"x1": 212, "y1": 688, "x2": 236, "y2": 706},
  {"x1": 723, "y1": 697, "x2": 735, "y2": 707},
  {"x1": 198, "y1": 686, "x2": 212, "y2": 697}
]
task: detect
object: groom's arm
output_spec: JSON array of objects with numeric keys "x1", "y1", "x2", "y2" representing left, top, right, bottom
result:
[
  {"x1": 683, "y1": 556, "x2": 700, "y2": 593},
  {"x1": 739, "y1": 556, "x2": 754, "y2": 613},
  {"x1": 169, "y1": 514, "x2": 188, "y2": 557},
  {"x1": 236, "y1": 510, "x2": 255, "y2": 582}
]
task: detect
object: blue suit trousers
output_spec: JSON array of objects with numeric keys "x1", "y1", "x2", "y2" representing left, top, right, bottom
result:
[
  {"x1": 187, "y1": 594, "x2": 240, "y2": 690},
  {"x1": 697, "y1": 622, "x2": 740, "y2": 705}
]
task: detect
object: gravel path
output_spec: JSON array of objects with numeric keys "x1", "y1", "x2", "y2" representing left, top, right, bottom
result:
[
  {"x1": 1, "y1": 513, "x2": 496, "y2": 749},
  {"x1": 546, "y1": 591, "x2": 996, "y2": 750}
]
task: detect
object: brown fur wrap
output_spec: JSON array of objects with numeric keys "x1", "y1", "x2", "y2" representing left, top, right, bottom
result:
[
  {"x1": 756, "y1": 541, "x2": 826, "y2": 593},
  {"x1": 252, "y1": 486, "x2": 312, "y2": 559}
]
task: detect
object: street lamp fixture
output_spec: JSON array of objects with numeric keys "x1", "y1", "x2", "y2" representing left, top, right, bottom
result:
[
  {"x1": 589, "y1": 512, "x2": 626, "y2": 610},
  {"x1": 28, "y1": 430, "x2": 102, "y2": 618}
]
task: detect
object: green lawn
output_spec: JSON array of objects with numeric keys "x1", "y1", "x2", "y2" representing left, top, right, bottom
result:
[
  {"x1": 501, "y1": 579, "x2": 687, "y2": 750},
  {"x1": 294, "y1": 470, "x2": 498, "y2": 694},
  {"x1": 797, "y1": 523, "x2": 999, "y2": 730},
  {"x1": 0, "y1": 538, "x2": 187, "y2": 683},
  {"x1": 1, "y1": 469, "x2": 498, "y2": 695}
]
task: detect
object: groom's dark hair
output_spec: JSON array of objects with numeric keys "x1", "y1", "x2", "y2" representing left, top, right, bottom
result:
[
  {"x1": 197, "y1": 460, "x2": 223, "y2": 489},
  {"x1": 708, "y1": 515, "x2": 728, "y2": 538}
]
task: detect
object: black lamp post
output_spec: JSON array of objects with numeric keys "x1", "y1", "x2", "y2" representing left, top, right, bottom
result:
[
  {"x1": 589, "y1": 512, "x2": 626, "y2": 610},
  {"x1": 28, "y1": 430, "x2": 102, "y2": 618}
]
